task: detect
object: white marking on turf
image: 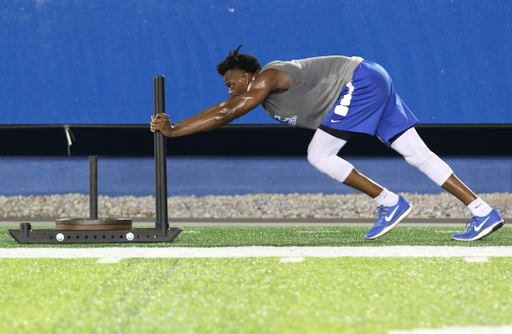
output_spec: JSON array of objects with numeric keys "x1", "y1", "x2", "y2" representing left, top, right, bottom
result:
[
  {"x1": 296, "y1": 231, "x2": 341, "y2": 233},
  {"x1": 464, "y1": 256, "x2": 489, "y2": 263},
  {"x1": 1, "y1": 246, "x2": 512, "y2": 259},
  {"x1": 389, "y1": 325, "x2": 512, "y2": 333},
  {"x1": 280, "y1": 257, "x2": 304, "y2": 263}
]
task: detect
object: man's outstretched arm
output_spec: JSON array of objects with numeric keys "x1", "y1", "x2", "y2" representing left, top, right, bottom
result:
[
  {"x1": 150, "y1": 69, "x2": 285, "y2": 138},
  {"x1": 150, "y1": 93, "x2": 259, "y2": 137},
  {"x1": 151, "y1": 87, "x2": 270, "y2": 137}
]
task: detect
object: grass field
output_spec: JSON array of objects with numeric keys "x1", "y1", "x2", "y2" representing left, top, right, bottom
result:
[
  {"x1": 1, "y1": 225, "x2": 511, "y2": 334},
  {"x1": 2, "y1": 225, "x2": 512, "y2": 248}
]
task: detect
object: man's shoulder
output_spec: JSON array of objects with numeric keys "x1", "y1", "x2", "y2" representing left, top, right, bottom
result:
[
  {"x1": 257, "y1": 68, "x2": 288, "y2": 84},
  {"x1": 254, "y1": 68, "x2": 291, "y2": 96}
]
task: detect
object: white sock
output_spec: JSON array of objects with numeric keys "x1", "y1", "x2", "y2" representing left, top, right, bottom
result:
[
  {"x1": 374, "y1": 189, "x2": 399, "y2": 207},
  {"x1": 468, "y1": 198, "x2": 492, "y2": 217}
]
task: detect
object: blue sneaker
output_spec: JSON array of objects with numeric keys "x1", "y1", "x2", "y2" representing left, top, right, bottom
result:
[
  {"x1": 365, "y1": 196, "x2": 413, "y2": 240},
  {"x1": 451, "y1": 209, "x2": 504, "y2": 241}
]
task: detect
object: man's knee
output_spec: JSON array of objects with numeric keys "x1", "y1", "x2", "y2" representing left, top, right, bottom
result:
[
  {"x1": 307, "y1": 129, "x2": 345, "y2": 171},
  {"x1": 307, "y1": 149, "x2": 327, "y2": 172},
  {"x1": 392, "y1": 128, "x2": 431, "y2": 167},
  {"x1": 307, "y1": 128, "x2": 355, "y2": 182},
  {"x1": 403, "y1": 148, "x2": 432, "y2": 169},
  {"x1": 307, "y1": 149, "x2": 354, "y2": 182}
]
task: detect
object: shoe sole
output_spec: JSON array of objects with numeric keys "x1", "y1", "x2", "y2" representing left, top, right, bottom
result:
[
  {"x1": 451, "y1": 220, "x2": 505, "y2": 241},
  {"x1": 365, "y1": 204, "x2": 413, "y2": 240}
]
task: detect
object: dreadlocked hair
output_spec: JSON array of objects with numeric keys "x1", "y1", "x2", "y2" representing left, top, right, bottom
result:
[{"x1": 216, "y1": 45, "x2": 261, "y2": 76}]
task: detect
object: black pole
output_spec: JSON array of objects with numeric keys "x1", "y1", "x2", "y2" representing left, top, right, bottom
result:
[
  {"x1": 153, "y1": 76, "x2": 168, "y2": 234},
  {"x1": 89, "y1": 155, "x2": 98, "y2": 220}
]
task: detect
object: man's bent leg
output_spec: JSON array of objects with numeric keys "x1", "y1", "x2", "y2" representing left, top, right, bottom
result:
[
  {"x1": 308, "y1": 129, "x2": 385, "y2": 196},
  {"x1": 307, "y1": 129, "x2": 355, "y2": 183},
  {"x1": 308, "y1": 129, "x2": 412, "y2": 239}
]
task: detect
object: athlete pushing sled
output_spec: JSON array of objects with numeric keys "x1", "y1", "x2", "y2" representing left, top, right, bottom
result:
[{"x1": 150, "y1": 45, "x2": 504, "y2": 241}]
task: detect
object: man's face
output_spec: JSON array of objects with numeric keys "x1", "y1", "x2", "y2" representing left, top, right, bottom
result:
[{"x1": 223, "y1": 69, "x2": 249, "y2": 97}]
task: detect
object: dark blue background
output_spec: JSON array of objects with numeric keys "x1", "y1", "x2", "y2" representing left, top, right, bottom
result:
[
  {"x1": 2, "y1": 156, "x2": 511, "y2": 196},
  {"x1": 1, "y1": 0, "x2": 511, "y2": 125}
]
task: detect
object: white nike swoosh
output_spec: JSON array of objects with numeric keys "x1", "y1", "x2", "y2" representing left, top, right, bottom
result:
[
  {"x1": 474, "y1": 217, "x2": 490, "y2": 231},
  {"x1": 331, "y1": 120, "x2": 341, "y2": 123},
  {"x1": 385, "y1": 207, "x2": 399, "y2": 222}
]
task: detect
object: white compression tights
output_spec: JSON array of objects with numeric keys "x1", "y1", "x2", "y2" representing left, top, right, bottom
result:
[
  {"x1": 307, "y1": 127, "x2": 453, "y2": 186},
  {"x1": 307, "y1": 129, "x2": 354, "y2": 183},
  {"x1": 390, "y1": 127, "x2": 453, "y2": 186}
]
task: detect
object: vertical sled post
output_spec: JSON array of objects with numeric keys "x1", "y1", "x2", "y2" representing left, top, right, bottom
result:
[
  {"x1": 89, "y1": 155, "x2": 98, "y2": 220},
  {"x1": 153, "y1": 76, "x2": 168, "y2": 235}
]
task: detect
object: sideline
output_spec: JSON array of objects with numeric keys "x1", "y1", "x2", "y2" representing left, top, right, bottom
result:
[{"x1": 2, "y1": 246, "x2": 512, "y2": 259}]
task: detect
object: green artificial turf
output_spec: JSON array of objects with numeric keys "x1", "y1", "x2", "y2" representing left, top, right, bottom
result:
[
  {"x1": 1, "y1": 257, "x2": 511, "y2": 334},
  {"x1": 2, "y1": 225, "x2": 511, "y2": 333},
  {"x1": 1, "y1": 225, "x2": 511, "y2": 248}
]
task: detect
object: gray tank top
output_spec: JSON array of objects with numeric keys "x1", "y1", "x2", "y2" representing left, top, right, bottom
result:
[{"x1": 260, "y1": 56, "x2": 363, "y2": 129}]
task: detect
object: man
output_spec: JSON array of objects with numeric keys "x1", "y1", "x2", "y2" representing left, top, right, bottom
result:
[{"x1": 151, "y1": 45, "x2": 504, "y2": 241}]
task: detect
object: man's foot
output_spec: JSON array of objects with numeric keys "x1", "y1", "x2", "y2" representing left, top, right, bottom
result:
[
  {"x1": 451, "y1": 209, "x2": 505, "y2": 241},
  {"x1": 365, "y1": 196, "x2": 413, "y2": 240}
]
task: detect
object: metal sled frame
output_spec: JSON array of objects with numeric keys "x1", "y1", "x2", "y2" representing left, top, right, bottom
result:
[{"x1": 8, "y1": 76, "x2": 182, "y2": 244}]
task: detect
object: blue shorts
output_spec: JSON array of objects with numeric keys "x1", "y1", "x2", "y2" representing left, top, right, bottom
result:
[{"x1": 320, "y1": 60, "x2": 418, "y2": 147}]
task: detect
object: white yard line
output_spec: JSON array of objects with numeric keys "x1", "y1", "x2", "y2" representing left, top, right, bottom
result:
[
  {"x1": 389, "y1": 326, "x2": 512, "y2": 334},
  {"x1": 1, "y1": 246, "x2": 512, "y2": 259}
]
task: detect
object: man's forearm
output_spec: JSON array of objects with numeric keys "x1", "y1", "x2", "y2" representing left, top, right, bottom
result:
[
  {"x1": 166, "y1": 105, "x2": 237, "y2": 137},
  {"x1": 158, "y1": 91, "x2": 264, "y2": 138}
]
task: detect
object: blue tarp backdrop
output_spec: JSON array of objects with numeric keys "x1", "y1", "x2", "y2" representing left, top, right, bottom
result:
[{"x1": 1, "y1": 0, "x2": 511, "y2": 125}]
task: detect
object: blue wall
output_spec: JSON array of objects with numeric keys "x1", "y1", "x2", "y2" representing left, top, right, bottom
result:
[
  {"x1": 1, "y1": 0, "x2": 511, "y2": 125},
  {"x1": 1, "y1": 156, "x2": 511, "y2": 196}
]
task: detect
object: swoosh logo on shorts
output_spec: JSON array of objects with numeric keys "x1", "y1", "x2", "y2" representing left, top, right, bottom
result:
[
  {"x1": 331, "y1": 120, "x2": 341, "y2": 123},
  {"x1": 474, "y1": 217, "x2": 490, "y2": 231},
  {"x1": 385, "y1": 207, "x2": 399, "y2": 222}
]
